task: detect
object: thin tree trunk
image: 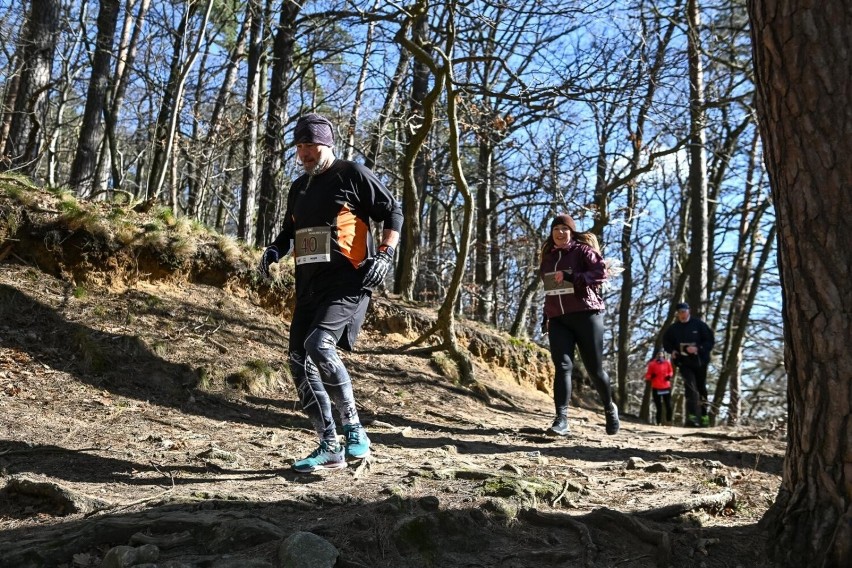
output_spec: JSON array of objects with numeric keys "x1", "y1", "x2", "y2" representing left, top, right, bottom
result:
[
  {"x1": 711, "y1": 132, "x2": 768, "y2": 424},
  {"x1": 364, "y1": 50, "x2": 409, "y2": 171},
  {"x1": 685, "y1": 0, "x2": 709, "y2": 315},
  {"x1": 0, "y1": 53, "x2": 22, "y2": 156},
  {"x1": 255, "y1": 0, "x2": 303, "y2": 247},
  {"x1": 68, "y1": 0, "x2": 119, "y2": 196},
  {"x1": 1, "y1": 0, "x2": 59, "y2": 175},
  {"x1": 436, "y1": 3, "x2": 475, "y2": 384},
  {"x1": 474, "y1": 138, "x2": 494, "y2": 322},
  {"x1": 146, "y1": 0, "x2": 214, "y2": 203},
  {"x1": 395, "y1": 13, "x2": 428, "y2": 299},
  {"x1": 343, "y1": 0, "x2": 380, "y2": 161},
  {"x1": 97, "y1": 0, "x2": 151, "y2": 194},
  {"x1": 45, "y1": 11, "x2": 87, "y2": 188},
  {"x1": 509, "y1": 272, "x2": 540, "y2": 338},
  {"x1": 397, "y1": 0, "x2": 474, "y2": 384},
  {"x1": 238, "y1": 0, "x2": 263, "y2": 242},
  {"x1": 619, "y1": 5, "x2": 678, "y2": 416}
]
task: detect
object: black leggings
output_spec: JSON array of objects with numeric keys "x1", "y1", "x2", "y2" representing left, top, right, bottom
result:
[
  {"x1": 289, "y1": 327, "x2": 360, "y2": 444},
  {"x1": 652, "y1": 388, "x2": 673, "y2": 424},
  {"x1": 547, "y1": 311, "x2": 613, "y2": 415},
  {"x1": 679, "y1": 363, "x2": 709, "y2": 420}
]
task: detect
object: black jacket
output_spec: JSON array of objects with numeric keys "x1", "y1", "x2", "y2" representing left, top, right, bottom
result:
[
  {"x1": 662, "y1": 317, "x2": 714, "y2": 367},
  {"x1": 271, "y1": 159, "x2": 403, "y2": 300}
]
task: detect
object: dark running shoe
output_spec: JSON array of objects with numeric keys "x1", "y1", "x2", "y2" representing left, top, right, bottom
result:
[
  {"x1": 605, "y1": 403, "x2": 620, "y2": 435},
  {"x1": 546, "y1": 414, "x2": 570, "y2": 436}
]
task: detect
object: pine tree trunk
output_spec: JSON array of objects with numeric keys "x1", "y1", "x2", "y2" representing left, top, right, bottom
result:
[{"x1": 749, "y1": 2, "x2": 852, "y2": 565}]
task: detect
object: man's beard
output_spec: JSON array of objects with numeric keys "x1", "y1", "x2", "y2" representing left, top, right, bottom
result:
[{"x1": 305, "y1": 154, "x2": 334, "y2": 176}]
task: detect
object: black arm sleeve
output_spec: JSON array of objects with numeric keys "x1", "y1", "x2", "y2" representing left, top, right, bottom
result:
[{"x1": 353, "y1": 162, "x2": 403, "y2": 232}]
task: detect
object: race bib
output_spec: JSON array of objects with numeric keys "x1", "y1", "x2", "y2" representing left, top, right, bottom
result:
[
  {"x1": 543, "y1": 272, "x2": 574, "y2": 296},
  {"x1": 294, "y1": 227, "x2": 331, "y2": 265},
  {"x1": 680, "y1": 342, "x2": 697, "y2": 356}
]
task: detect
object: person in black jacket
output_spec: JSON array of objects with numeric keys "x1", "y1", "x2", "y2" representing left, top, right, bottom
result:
[
  {"x1": 258, "y1": 113, "x2": 403, "y2": 473},
  {"x1": 662, "y1": 302, "x2": 715, "y2": 427}
]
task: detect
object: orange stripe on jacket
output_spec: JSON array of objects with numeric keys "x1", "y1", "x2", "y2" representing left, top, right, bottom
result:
[{"x1": 336, "y1": 204, "x2": 369, "y2": 268}]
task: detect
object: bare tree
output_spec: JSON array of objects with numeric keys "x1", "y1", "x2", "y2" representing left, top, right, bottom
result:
[
  {"x1": 395, "y1": 11, "x2": 429, "y2": 300},
  {"x1": 255, "y1": 0, "x2": 304, "y2": 247},
  {"x1": 749, "y1": 1, "x2": 852, "y2": 565},
  {"x1": 1, "y1": 0, "x2": 59, "y2": 175},
  {"x1": 685, "y1": 0, "x2": 709, "y2": 314},
  {"x1": 237, "y1": 0, "x2": 264, "y2": 242},
  {"x1": 96, "y1": 0, "x2": 152, "y2": 195},
  {"x1": 68, "y1": 0, "x2": 120, "y2": 196},
  {"x1": 145, "y1": 0, "x2": 214, "y2": 204},
  {"x1": 398, "y1": 0, "x2": 475, "y2": 385}
]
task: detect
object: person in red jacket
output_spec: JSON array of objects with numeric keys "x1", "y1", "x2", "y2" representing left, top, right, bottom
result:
[{"x1": 645, "y1": 350, "x2": 674, "y2": 425}]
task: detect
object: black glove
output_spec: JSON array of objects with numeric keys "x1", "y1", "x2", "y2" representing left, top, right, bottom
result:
[
  {"x1": 258, "y1": 245, "x2": 279, "y2": 278},
  {"x1": 363, "y1": 246, "x2": 394, "y2": 290}
]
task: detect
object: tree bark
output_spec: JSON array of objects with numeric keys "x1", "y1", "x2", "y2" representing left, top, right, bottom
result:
[
  {"x1": 1, "y1": 0, "x2": 59, "y2": 175},
  {"x1": 255, "y1": 0, "x2": 303, "y2": 248},
  {"x1": 146, "y1": 0, "x2": 214, "y2": 203},
  {"x1": 68, "y1": 0, "x2": 120, "y2": 196},
  {"x1": 749, "y1": 2, "x2": 852, "y2": 566},
  {"x1": 98, "y1": 0, "x2": 151, "y2": 195},
  {"x1": 238, "y1": 0, "x2": 263, "y2": 243},
  {"x1": 474, "y1": 138, "x2": 494, "y2": 322},
  {"x1": 395, "y1": 13, "x2": 429, "y2": 300},
  {"x1": 685, "y1": 0, "x2": 709, "y2": 316}
]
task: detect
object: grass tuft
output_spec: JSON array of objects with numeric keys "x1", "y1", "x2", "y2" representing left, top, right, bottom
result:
[
  {"x1": 216, "y1": 234, "x2": 242, "y2": 264},
  {"x1": 225, "y1": 359, "x2": 278, "y2": 394}
]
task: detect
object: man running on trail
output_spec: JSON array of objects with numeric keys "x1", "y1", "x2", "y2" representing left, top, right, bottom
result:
[{"x1": 258, "y1": 113, "x2": 402, "y2": 473}]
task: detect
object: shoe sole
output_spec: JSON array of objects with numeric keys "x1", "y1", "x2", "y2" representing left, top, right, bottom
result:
[
  {"x1": 545, "y1": 428, "x2": 569, "y2": 437},
  {"x1": 292, "y1": 461, "x2": 347, "y2": 473}
]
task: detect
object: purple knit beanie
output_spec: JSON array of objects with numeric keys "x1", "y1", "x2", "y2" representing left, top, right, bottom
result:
[{"x1": 293, "y1": 113, "x2": 334, "y2": 146}]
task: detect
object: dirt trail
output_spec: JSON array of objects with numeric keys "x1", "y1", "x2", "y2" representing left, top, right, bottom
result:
[{"x1": 0, "y1": 261, "x2": 783, "y2": 568}]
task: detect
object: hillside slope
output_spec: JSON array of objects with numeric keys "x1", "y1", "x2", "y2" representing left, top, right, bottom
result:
[{"x1": 0, "y1": 185, "x2": 783, "y2": 568}]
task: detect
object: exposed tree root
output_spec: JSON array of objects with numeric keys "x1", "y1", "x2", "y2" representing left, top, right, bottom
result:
[
  {"x1": 586, "y1": 507, "x2": 671, "y2": 568},
  {"x1": 637, "y1": 488, "x2": 736, "y2": 521},
  {"x1": 518, "y1": 508, "x2": 597, "y2": 567},
  {"x1": 520, "y1": 506, "x2": 675, "y2": 568}
]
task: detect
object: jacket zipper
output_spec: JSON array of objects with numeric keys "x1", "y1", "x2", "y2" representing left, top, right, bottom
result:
[{"x1": 556, "y1": 250, "x2": 565, "y2": 314}]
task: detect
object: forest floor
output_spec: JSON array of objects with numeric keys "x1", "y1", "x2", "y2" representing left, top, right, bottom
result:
[{"x1": 0, "y1": 258, "x2": 784, "y2": 568}]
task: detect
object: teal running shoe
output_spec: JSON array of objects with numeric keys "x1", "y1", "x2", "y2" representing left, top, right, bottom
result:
[
  {"x1": 343, "y1": 423, "x2": 371, "y2": 459},
  {"x1": 292, "y1": 440, "x2": 346, "y2": 473}
]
